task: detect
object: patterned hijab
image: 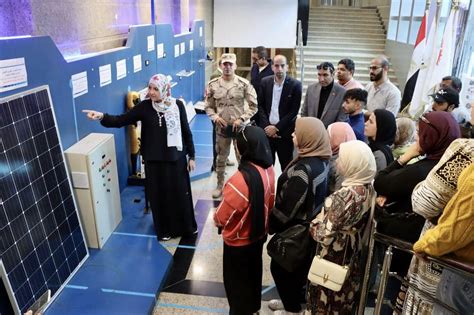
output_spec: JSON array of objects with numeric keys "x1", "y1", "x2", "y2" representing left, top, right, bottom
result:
[
  {"x1": 418, "y1": 111, "x2": 461, "y2": 160},
  {"x1": 148, "y1": 74, "x2": 182, "y2": 151},
  {"x1": 338, "y1": 140, "x2": 376, "y2": 187},
  {"x1": 149, "y1": 74, "x2": 172, "y2": 106},
  {"x1": 327, "y1": 122, "x2": 356, "y2": 154},
  {"x1": 294, "y1": 117, "x2": 332, "y2": 159},
  {"x1": 394, "y1": 117, "x2": 416, "y2": 147}
]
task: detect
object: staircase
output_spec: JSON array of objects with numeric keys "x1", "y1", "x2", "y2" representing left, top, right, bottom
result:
[{"x1": 297, "y1": 6, "x2": 398, "y2": 93}]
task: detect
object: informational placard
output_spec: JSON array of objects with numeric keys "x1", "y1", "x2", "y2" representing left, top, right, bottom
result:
[
  {"x1": 157, "y1": 43, "x2": 165, "y2": 59},
  {"x1": 71, "y1": 71, "x2": 88, "y2": 98},
  {"x1": 180, "y1": 42, "x2": 185, "y2": 55},
  {"x1": 99, "y1": 64, "x2": 112, "y2": 87},
  {"x1": 116, "y1": 59, "x2": 127, "y2": 80},
  {"x1": 0, "y1": 57, "x2": 28, "y2": 92},
  {"x1": 199, "y1": 27, "x2": 203, "y2": 37},
  {"x1": 133, "y1": 54, "x2": 142, "y2": 73},
  {"x1": 189, "y1": 40, "x2": 194, "y2": 52},
  {"x1": 174, "y1": 44, "x2": 180, "y2": 58},
  {"x1": 147, "y1": 35, "x2": 155, "y2": 52}
]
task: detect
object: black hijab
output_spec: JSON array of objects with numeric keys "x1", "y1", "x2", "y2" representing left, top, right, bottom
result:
[
  {"x1": 369, "y1": 109, "x2": 396, "y2": 164},
  {"x1": 236, "y1": 126, "x2": 273, "y2": 241}
]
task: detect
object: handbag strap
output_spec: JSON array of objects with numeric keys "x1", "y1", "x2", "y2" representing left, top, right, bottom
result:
[
  {"x1": 315, "y1": 231, "x2": 351, "y2": 266},
  {"x1": 361, "y1": 185, "x2": 376, "y2": 246},
  {"x1": 301, "y1": 161, "x2": 329, "y2": 220},
  {"x1": 315, "y1": 184, "x2": 375, "y2": 267}
]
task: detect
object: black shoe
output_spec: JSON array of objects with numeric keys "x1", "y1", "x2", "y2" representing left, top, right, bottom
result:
[{"x1": 159, "y1": 236, "x2": 171, "y2": 241}]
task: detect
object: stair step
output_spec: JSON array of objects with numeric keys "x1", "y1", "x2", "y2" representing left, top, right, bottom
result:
[
  {"x1": 303, "y1": 50, "x2": 380, "y2": 58},
  {"x1": 310, "y1": 8, "x2": 378, "y2": 13},
  {"x1": 308, "y1": 27, "x2": 385, "y2": 35},
  {"x1": 303, "y1": 46, "x2": 385, "y2": 53},
  {"x1": 308, "y1": 21, "x2": 382, "y2": 27},
  {"x1": 309, "y1": 13, "x2": 380, "y2": 19},
  {"x1": 306, "y1": 42, "x2": 385, "y2": 49},
  {"x1": 308, "y1": 34, "x2": 386, "y2": 40},
  {"x1": 299, "y1": 6, "x2": 399, "y2": 92},
  {"x1": 308, "y1": 32, "x2": 386, "y2": 39},
  {"x1": 307, "y1": 38, "x2": 385, "y2": 45}
]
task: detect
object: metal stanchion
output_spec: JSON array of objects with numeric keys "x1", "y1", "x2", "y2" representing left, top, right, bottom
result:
[
  {"x1": 375, "y1": 245, "x2": 393, "y2": 314},
  {"x1": 357, "y1": 221, "x2": 377, "y2": 315}
]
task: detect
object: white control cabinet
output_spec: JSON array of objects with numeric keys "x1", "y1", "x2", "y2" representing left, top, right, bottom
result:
[{"x1": 65, "y1": 133, "x2": 122, "y2": 248}]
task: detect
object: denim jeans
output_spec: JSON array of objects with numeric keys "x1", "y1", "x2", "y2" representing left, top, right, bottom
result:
[{"x1": 433, "y1": 269, "x2": 474, "y2": 314}]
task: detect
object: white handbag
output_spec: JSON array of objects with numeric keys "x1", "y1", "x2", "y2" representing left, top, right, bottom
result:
[
  {"x1": 308, "y1": 187, "x2": 376, "y2": 292},
  {"x1": 307, "y1": 254, "x2": 350, "y2": 292}
]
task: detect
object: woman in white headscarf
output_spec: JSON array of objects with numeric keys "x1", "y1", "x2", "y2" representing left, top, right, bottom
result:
[
  {"x1": 308, "y1": 140, "x2": 376, "y2": 314},
  {"x1": 83, "y1": 74, "x2": 197, "y2": 241}
]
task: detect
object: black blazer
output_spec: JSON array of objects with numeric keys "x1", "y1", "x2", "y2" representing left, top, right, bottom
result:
[
  {"x1": 257, "y1": 75, "x2": 302, "y2": 138},
  {"x1": 251, "y1": 61, "x2": 274, "y2": 93},
  {"x1": 101, "y1": 99, "x2": 195, "y2": 162}
]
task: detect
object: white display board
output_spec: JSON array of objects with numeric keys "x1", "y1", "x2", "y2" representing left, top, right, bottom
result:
[{"x1": 213, "y1": 0, "x2": 298, "y2": 48}]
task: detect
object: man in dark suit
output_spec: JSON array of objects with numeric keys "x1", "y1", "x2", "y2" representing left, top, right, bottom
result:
[
  {"x1": 251, "y1": 46, "x2": 274, "y2": 125},
  {"x1": 257, "y1": 55, "x2": 302, "y2": 171},
  {"x1": 301, "y1": 62, "x2": 347, "y2": 127}
]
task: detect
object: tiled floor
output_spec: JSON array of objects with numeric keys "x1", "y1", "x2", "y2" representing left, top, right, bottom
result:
[
  {"x1": 152, "y1": 143, "x2": 375, "y2": 314},
  {"x1": 153, "y1": 149, "x2": 281, "y2": 314},
  {"x1": 45, "y1": 113, "x2": 375, "y2": 314}
]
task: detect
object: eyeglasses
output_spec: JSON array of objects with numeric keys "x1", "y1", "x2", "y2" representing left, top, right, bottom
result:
[{"x1": 368, "y1": 66, "x2": 382, "y2": 71}]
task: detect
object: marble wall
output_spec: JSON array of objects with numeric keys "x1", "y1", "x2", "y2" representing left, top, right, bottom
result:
[
  {"x1": 0, "y1": 0, "x2": 33, "y2": 37},
  {"x1": 0, "y1": 0, "x2": 213, "y2": 58}
]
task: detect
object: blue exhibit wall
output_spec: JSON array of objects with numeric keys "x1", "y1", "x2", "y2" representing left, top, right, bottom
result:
[{"x1": 0, "y1": 20, "x2": 206, "y2": 191}]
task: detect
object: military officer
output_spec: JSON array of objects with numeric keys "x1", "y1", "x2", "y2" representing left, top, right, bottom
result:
[{"x1": 205, "y1": 53, "x2": 258, "y2": 198}]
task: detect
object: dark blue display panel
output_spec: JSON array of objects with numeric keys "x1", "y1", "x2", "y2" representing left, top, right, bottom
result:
[{"x1": 0, "y1": 87, "x2": 88, "y2": 313}]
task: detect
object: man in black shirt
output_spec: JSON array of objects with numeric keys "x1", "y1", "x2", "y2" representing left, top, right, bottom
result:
[{"x1": 300, "y1": 62, "x2": 347, "y2": 127}]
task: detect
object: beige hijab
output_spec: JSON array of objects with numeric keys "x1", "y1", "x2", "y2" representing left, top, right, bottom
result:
[
  {"x1": 295, "y1": 117, "x2": 332, "y2": 159},
  {"x1": 338, "y1": 140, "x2": 376, "y2": 187}
]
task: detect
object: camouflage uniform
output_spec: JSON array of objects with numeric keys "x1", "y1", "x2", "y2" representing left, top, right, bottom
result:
[{"x1": 205, "y1": 75, "x2": 258, "y2": 187}]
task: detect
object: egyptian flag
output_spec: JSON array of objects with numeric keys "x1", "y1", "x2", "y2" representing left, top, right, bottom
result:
[
  {"x1": 401, "y1": 11, "x2": 427, "y2": 110},
  {"x1": 423, "y1": 5, "x2": 460, "y2": 102},
  {"x1": 409, "y1": 2, "x2": 438, "y2": 117}
]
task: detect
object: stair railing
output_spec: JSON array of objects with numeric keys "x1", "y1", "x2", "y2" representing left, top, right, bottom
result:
[{"x1": 297, "y1": 19, "x2": 304, "y2": 83}]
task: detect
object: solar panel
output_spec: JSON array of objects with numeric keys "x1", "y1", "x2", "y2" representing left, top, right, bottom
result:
[{"x1": 0, "y1": 86, "x2": 88, "y2": 313}]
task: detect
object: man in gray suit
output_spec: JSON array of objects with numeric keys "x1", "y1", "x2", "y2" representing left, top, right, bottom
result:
[{"x1": 301, "y1": 62, "x2": 347, "y2": 127}]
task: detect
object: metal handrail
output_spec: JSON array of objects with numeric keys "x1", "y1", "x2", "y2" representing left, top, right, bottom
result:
[
  {"x1": 297, "y1": 20, "x2": 304, "y2": 84},
  {"x1": 373, "y1": 233, "x2": 474, "y2": 276},
  {"x1": 369, "y1": 232, "x2": 472, "y2": 314}
]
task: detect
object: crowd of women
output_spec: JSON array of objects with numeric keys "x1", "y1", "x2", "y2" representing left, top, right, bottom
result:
[
  {"x1": 213, "y1": 108, "x2": 473, "y2": 315},
  {"x1": 84, "y1": 73, "x2": 473, "y2": 315}
]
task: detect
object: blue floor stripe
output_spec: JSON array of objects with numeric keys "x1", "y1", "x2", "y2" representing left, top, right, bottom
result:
[
  {"x1": 65, "y1": 285, "x2": 88, "y2": 290},
  {"x1": 113, "y1": 231, "x2": 155, "y2": 238},
  {"x1": 101, "y1": 288, "x2": 155, "y2": 298},
  {"x1": 112, "y1": 232, "x2": 221, "y2": 249},
  {"x1": 261, "y1": 284, "x2": 275, "y2": 295},
  {"x1": 157, "y1": 302, "x2": 227, "y2": 313},
  {"x1": 161, "y1": 244, "x2": 197, "y2": 249}
]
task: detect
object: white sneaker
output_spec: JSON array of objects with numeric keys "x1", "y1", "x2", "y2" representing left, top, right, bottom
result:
[
  {"x1": 212, "y1": 187, "x2": 223, "y2": 199},
  {"x1": 273, "y1": 310, "x2": 303, "y2": 315},
  {"x1": 268, "y1": 299, "x2": 285, "y2": 311}
]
